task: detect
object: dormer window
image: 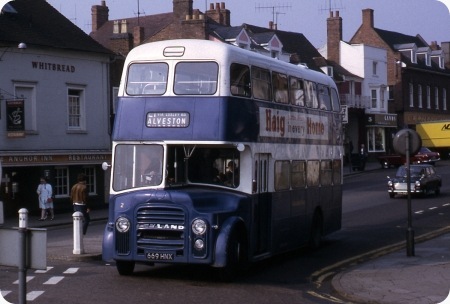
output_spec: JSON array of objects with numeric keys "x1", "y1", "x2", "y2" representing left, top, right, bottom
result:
[
  {"x1": 394, "y1": 43, "x2": 418, "y2": 64},
  {"x1": 431, "y1": 50, "x2": 445, "y2": 69},
  {"x1": 416, "y1": 47, "x2": 431, "y2": 66}
]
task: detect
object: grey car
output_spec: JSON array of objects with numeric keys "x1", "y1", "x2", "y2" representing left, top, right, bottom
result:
[{"x1": 387, "y1": 164, "x2": 442, "y2": 198}]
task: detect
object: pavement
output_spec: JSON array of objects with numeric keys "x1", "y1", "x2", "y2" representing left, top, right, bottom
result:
[{"x1": 1, "y1": 160, "x2": 450, "y2": 303}]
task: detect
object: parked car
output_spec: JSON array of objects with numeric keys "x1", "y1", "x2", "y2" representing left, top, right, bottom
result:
[
  {"x1": 387, "y1": 164, "x2": 442, "y2": 198},
  {"x1": 378, "y1": 147, "x2": 440, "y2": 168}
]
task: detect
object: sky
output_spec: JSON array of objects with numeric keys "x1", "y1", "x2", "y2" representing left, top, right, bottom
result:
[{"x1": 44, "y1": 0, "x2": 450, "y2": 48}]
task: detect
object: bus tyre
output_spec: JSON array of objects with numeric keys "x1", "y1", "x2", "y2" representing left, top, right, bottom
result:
[
  {"x1": 309, "y1": 212, "x2": 323, "y2": 250},
  {"x1": 116, "y1": 260, "x2": 135, "y2": 276},
  {"x1": 218, "y1": 227, "x2": 247, "y2": 282}
]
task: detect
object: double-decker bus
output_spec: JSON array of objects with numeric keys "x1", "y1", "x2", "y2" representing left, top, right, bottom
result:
[{"x1": 102, "y1": 39, "x2": 343, "y2": 280}]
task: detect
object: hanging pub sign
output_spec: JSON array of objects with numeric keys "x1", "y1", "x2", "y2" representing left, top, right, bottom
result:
[{"x1": 6, "y1": 99, "x2": 25, "y2": 138}]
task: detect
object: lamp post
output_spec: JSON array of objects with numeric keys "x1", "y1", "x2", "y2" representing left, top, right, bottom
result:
[{"x1": 393, "y1": 128, "x2": 421, "y2": 257}]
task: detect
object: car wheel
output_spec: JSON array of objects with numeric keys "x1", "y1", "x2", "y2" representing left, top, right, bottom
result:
[{"x1": 435, "y1": 186, "x2": 440, "y2": 196}]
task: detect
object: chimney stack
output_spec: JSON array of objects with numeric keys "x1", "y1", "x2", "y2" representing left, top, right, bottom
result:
[
  {"x1": 362, "y1": 9, "x2": 374, "y2": 28},
  {"x1": 327, "y1": 10, "x2": 342, "y2": 64},
  {"x1": 91, "y1": 0, "x2": 109, "y2": 32}
]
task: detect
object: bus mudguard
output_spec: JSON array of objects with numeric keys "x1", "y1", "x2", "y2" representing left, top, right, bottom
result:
[{"x1": 212, "y1": 216, "x2": 243, "y2": 268}]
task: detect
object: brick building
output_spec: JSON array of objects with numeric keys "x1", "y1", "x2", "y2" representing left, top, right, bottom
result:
[{"x1": 350, "y1": 9, "x2": 450, "y2": 130}]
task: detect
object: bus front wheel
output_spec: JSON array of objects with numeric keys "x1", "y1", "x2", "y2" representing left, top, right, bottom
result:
[
  {"x1": 116, "y1": 260, "x2": 135, "y2": 276},
  {"x1": 218, "y1": 227, "x2": 247, "y2": 282}
]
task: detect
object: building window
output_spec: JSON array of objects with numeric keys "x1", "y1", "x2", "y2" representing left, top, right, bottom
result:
[
  {"x1": 418, "y1": 85, "x2": 422, "y2": 108},
  {"x1": 54, "y1": 167, "x2": 69, "y2": 197},
  {"x1": 68, "y1": 88, "x2": 85, "y2": 130},
  {"x1": 371, "y1": 89, "x2": 377, "y2": 108},
  {"x1": 372, "y1": 61, "x2": 378, "y2": 75},
  {"x1": 443, "y1": 89, "x2": 447, "y2": 111},
  {"x1": 367, "y1": 127, "x2": 385, "y2": 152},
  {"x1": 435, "y1": 87, "x2": 439, "y2": 109},
  {"x1": 427, "y1": 86, "x2": 431, "y2": 109},
  {"x1": 83, "y1": 166, "x2": 97, "y2": 195},
  {"x1": 409, "y1": 83, "x2": 414, "y2": 107}
]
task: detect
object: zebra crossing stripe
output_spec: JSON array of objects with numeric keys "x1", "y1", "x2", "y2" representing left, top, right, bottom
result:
[
  {"x1": 63, "y1": 268, "x2": 79, "y2": 274},
  {"x1": 35, "y1": 266, "x2": 54, "y2": 274},
  {"x1": 0, "y1": 290, "x2": 12, "y2": 296},
  {"x1": 43, "y1": 276, "x2": 64, "y2": 285},
  {"x1": 13, "y1": 276, "x2": 34, "y2": 284},
  {"x1": 27, "y1": 291, "x2": 44, "y2": 301}
]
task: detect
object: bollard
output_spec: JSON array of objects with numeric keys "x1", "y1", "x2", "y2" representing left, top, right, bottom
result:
[
  {"x1": 73, "y1": 211, "x2": 85, "y2": 254},
  {"x1": 18, "y1": 208, "x2": 28, "y2": 304}
]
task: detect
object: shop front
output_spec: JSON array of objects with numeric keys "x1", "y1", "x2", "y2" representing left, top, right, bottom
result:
[
  {"x1": 365, "y1": 113, "x2": 398, "y2": 155},
  {"x1": 0, "y1": 151, "x2": 111, "y2": 217}
]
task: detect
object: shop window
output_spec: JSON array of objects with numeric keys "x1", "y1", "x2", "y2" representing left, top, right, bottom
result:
[
  {"x1": 367, "y1": 127, "x2": 385, "y2": 152},
  {"x1": 54, "y1": 167, "x2": 69, "y2": 197},
  {"x1": 83, "y1": 166, "x2": 97, "y2": 195}
]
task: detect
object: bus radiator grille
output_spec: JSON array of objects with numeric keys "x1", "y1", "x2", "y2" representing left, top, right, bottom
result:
[{"x1": 136, "y1": 206, "x2": 186, "y2": 250}]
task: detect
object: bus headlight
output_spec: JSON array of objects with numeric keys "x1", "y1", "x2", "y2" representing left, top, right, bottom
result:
[
  {"x1": 192, "y1": 219, "x2": 207, "y2": 235},
  {"x1": 194, "y1": 238, "x2": 205, "y2": 250},
  {"x1": 116, "y1": 216, "x2": 130, "y2": 233}
]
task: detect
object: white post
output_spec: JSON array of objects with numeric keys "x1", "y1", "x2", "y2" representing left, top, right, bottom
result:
[
  {"x1": 18, "y1": 208, "x2": 28, "y2": 304},
  {"x1": 72, "y1": 211, "x2": 85, "y2": 254}
]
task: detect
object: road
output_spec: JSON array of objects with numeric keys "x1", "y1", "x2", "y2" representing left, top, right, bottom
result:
[{"x1": 1, "y1": 161, "x2": 450, "y2": 303}]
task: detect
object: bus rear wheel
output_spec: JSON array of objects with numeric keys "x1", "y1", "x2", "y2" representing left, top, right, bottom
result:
[
  {"x1": 309, "y1": 212, "x2": 323, "y2": 249},
  {"x1": 116, "y1": 260, "x2": 135, "y2": 275}
]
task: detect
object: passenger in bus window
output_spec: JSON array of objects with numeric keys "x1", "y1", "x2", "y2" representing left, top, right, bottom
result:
[
  {"x1": 137, "y1": 151, "x2": 161, "y2": 186},
  {"x1": 225, "y1": 161, "x2": 239, "y2": 187}
]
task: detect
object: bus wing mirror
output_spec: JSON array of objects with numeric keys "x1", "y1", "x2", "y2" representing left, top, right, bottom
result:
[{"x1": 102, "y1": 162, "x2": 111, "y2": 171}]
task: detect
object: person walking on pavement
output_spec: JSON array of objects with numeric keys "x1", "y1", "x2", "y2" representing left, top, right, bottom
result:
[
  {"x1": 360, "y1": 143, "x2": 368, "y2": 171},
  {"x1": 71, "y1": 173, "x2": 90, "y2": 235},
  {"x1": 36, "y1": 177, "x2": 54, "y2": 220}
]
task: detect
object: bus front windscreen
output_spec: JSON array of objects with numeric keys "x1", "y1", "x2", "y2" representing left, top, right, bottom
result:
[{"x1": 112, "y1": 144, "x2": 164, "y2": 191}]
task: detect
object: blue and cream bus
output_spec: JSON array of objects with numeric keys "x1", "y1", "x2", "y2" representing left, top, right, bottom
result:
[{"x1": 102, "y1": 39, "x2": 343, "y2": 279}]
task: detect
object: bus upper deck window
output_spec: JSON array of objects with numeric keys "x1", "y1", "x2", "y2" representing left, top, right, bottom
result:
[
  {"x1": 174, "y1": 62, "x2": 218, "y2": 95},
  {"x1": 251, "y1": 66, "x2": 272, "y2": 101},
  {"x1": 272, "y1": 72, "x2": 288, "y2": 104},
  {"x1": 126, "y1": 63, "x2": 169, "y2": 95},
  {"x1": 230, "y1": 63, "x2": 251, "y2": 97},
  {"x1": 318, "y1": 85, "x2": 331, "y2": 110},
  {"x1": 330, "y1": 88, "x2": 340, "y2": 112},
  {"x1": 289, "y1": 77, "x2": 304, "y2": 106}
]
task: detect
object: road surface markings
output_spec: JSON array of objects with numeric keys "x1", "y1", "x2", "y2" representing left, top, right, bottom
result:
[
  {"x1": 63, "y1": 268, "x2": 79, "y2": 274},
  {"x1": 35, "y1": 266, "x2": 54, "y2": 274},
  {"x1": 27, "y1": 291, "x2": 44, "y2": 301},
  {"x1": 13, "y1": 276, "x2": 34, "y2": 284},
  {"x1": 43, "y1": 276, "x2": 64, "y2": 285},
  {"x1": 0, "y1": 290, "x2": 12, "y2": 297},
  {"x1": 429, "y1": 207, "x2": 438, "y2": 210}
]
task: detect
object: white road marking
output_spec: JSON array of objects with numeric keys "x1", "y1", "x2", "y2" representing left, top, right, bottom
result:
[
  {"x1": 13, "y1": 276, "x2": 34, "y2": 284},
  {"x1": 415, "y1": 210, "x2": 424, "y2": 214},
  {"x1": 429, "y1": 207, "x2": 438, "y2": 210},
  {"x1": 35, "y1": 266, "x2": 54, "y2": 274},
  {"x1": 63, "y1": 268, "x2": 79, "y2": 274},
  {"x1": 43, "y1": 276, "x2": 64, "y2": 285},
  {"x1": 27, "y1": 291, "x2": 44, "y2": 301}
]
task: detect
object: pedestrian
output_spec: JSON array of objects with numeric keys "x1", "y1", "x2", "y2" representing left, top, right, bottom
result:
[
  {"x1": 71, "y1": 173, "x2": 90, "y2": 235},
  {"x1": 36, "y1": 177, "x2": 54, "y2": 220},
  {"x1": 360, "y1": 143, "x2": 368, "y2": 170}
]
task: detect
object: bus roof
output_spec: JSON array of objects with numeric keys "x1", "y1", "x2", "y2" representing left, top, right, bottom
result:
[{"x1": 124, "y1": 39, "x2": 335, "y2": 87}]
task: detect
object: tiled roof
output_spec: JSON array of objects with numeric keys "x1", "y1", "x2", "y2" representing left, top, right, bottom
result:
[
  {"x1": 90, "y1": 12, "x2": 174, "y2": 50},
  {"x1": 374, "y1": 28, "x2": 428, "y2": 50},
  {"x1": 211, "y1": 23, "x2": 324, "y2": 72},
  {"x1": 0, "y1": 0, "x2": 111, "y2": 54}
]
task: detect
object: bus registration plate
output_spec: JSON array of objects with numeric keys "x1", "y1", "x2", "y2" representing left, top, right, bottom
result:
[{"x1": 146, "y1": 252, "x2": 174, "y2": 261}]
